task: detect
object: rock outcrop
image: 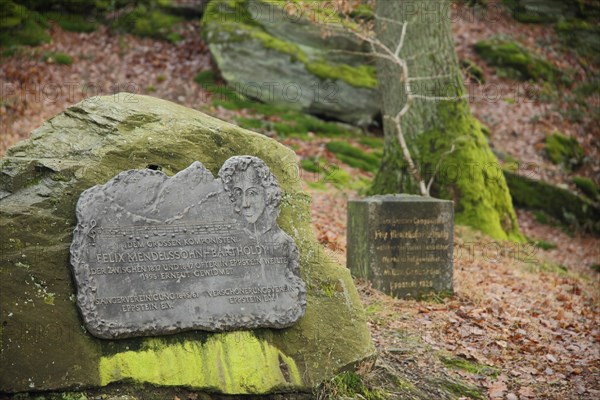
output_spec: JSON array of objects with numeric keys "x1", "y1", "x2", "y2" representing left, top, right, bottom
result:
[{"x1": 202, "y1": 0, "x2": 380, "y2": 125}]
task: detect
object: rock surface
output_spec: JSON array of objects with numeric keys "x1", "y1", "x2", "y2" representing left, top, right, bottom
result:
[
  {"x1": 202, "y1": 0, "x2": 380, "y2": 125},
  {"x1": 0, "y1": 94, "x2": 374, "y2": 394}
]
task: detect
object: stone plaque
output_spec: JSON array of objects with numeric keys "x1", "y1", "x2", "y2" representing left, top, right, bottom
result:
[
  {"x1": 70, "y1": 156, "x2": 306, "y2": 339},
  {"x1": 347, "y1": 194, "x2": 453, "y2": 298}
]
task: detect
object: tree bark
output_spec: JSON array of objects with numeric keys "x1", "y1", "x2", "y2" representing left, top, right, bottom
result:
[{"x1": 370, "y1": 0, "x2": 523, "y2": 241}]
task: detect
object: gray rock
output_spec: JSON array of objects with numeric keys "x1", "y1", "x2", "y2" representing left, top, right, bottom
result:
[
  {"x1": 202, "y1": 0, "x2": 380, "y2": 125},
  {"x1": 0, "y1": 94, "x2": 374, "y2": 394}
]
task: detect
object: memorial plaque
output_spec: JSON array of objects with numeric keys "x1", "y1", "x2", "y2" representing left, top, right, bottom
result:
[
  {"x1": 70, "y1": 156, "x2": 306, "y2": 339},
  {"x1": 347, "y1": 194, "x2": 453, "y2": 298}
]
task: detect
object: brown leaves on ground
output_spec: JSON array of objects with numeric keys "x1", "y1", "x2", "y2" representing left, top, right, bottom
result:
[
  {"x1": 310, "y1": 179, "x2": 599, "y2": 398},
  {"x1": 1, "y1": 21, "x2": 211, "y2": 154},
  {"x1": 2, "y1": 4, "x2": 599, "y2": 399}
]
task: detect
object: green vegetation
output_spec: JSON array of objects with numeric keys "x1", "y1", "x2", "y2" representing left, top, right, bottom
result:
[
  {"x1": 474, "y1": 37, "x2": 560, "y2": 82},
  {"x1": 573, "y1": 176, "x2": 599, "y2": 199},
  {"x1": 434, "y1": 378, "x2": 483, "y2": 399},
  {"x1": 44, "y1": 12, "x2": 97, "y2": 33},
  {"x1": 317, "y1": 371, "x2": 386, "y2": 400},
  {"x1": 556, "y1": 19, "x2": 600, "y2": 62},
  {"x1": 502, "y1": 0, "x2": 600, "y2": 23},
  {"x1": 112, "y1": 4, "x2": 183, "y2": 42},
  {"x1": 525, "y1": 261, "x2": 569, "y2": 275},
  {"x1": 439, "y1": 354, "x2": 499, "y2": 377},
  {"x1": 358, "y1": 136, "x2": 384, "y2": 149},
  {"x1": 533, "y1": 239, "x2": 558, "y2": 250},
  {"x1": 236, "y1": 117, "x2": 264, "y2": 130},
  {"x1": 301, "y1": 157, "x2": 369, "y2": 191},
  {"x1": 0, "y1": 1, "x2": 50, "y2": 48},
  {"x1": 43, "y1": 52, "x2": 73, "y2": 65},
  {"x1": 503, "y1": 169, "x2": 600, "y2": 234},
  {"x1": 544, "y1": 132, "x2": 584, "y2": 170},
  {"x1": 349, "y1": 3, "x2": 375, "y2": 21},
  {"x1": 301, "y1": 157, "x2": 320, "y2": 174},
  {"x1": 325, "y1": 141, "x2": 380, "y2": 172},
  {"x1": 372, "y1": 99, "x2": 524, "y2": 242},
  {"x1": 206, "y1": 88, "x2": 357, "y2": 138},
  {"x1": 461, "y1": 58, "x2": 486, "y2": 83},
  {"x1": 194, "y1": 70, "x2": 217, "y2": 85},
  {"x1": 574, "y1": 80, "x2": 600, "y2": 97},
  {"x1": 202, "y1": 0, "x2": 378, "y2": 89},
  {"x1": 533, "y1": 210, "x2": 562, "y2": 228}
]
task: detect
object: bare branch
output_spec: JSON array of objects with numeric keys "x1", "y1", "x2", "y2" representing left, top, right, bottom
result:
[
  {"x1": 314, "y1": 8, "x2": 463, "y2": 196},
  {"x1": 411, "y1": 94, "x2": 468, "y2": 101},
  {"x1": 427, "y1": 144, "x2": 456, "y2": 193},
  {"x1": 394, "y1": 22, "x2": 408, "y2": 57},
  {"x1": 373, "y1": 15, "x2": 406, "y2": 26},
  {"x1": 386, "y1": 115, "x2": 428, "y2": 196}
]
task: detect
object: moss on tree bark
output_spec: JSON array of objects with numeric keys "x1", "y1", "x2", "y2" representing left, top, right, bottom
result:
[{"x1": 370, "y1": 0, "x2": 523, "y2": 242}]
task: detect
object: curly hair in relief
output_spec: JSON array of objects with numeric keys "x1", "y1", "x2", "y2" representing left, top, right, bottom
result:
[{"x1": 218, "y1": 156, "x2": 282, "y2": 213}]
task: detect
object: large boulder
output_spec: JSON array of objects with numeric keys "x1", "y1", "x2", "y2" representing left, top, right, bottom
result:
[
  {"x1": 506, "y1": 0, "x2": 600, "y2": 23},
  {"x1": 202, "y1": 0, "x2": 380, "y2": 126},
  {"x1": 0, "y1": 94, "x2": 375, "y2": 395}
]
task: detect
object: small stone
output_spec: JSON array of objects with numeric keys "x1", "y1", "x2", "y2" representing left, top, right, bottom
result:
[
  {"x1": 506, "y1": 393, "x2": 518, "y2": 400},
  {"x1": 347, "y1": 195, "x2": 454, "y2": 298}
]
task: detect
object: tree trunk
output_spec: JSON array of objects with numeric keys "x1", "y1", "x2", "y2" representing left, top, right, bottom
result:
[{"x1": 370, "y1": 0, "x2": 523, "y2": 241}]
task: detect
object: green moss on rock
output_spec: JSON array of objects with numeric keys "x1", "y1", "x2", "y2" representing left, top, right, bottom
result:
[
  {"x1": 572, "y1": 176, "x2": 599, "y2": 199},
  {"x1": 202, "y1": 0, "x2": 379, "y2": 124},
  {"x1": 544, "y1": 131, "x2": 584, "y2": 169},
  {"x1": 99, "y1": 333, "x2": 302, "y2": 393},
  {"x1": 474, "y1": 37, "x2": 560, "y2": 82},
  {"x1": 112, "y1": 4, "x2": 182, "y2": 42},
  {"x1": 503, "y1": 169, "x2": 600, "y2": 234},
  {"x1": 203, "y1": 0, "x2": 376, "y2": 89},
  {"x1": 42, "y1": 52, "x2": 73, "y2": 65},
  {"x1": 326, "y1": 141, "x2": 380, "y2": 173},
  {"x1": 439, "y1": 354, "x2": 499, "y2": 377}
]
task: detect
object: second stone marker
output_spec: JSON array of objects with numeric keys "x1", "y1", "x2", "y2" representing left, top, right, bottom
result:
[{"x1": 347, "y1": 194, "x2": 454, "y2": 299}]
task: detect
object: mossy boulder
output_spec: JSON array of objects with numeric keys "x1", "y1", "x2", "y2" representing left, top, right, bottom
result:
[
  {"x1": 503, "y1": 169, "x2": 600, "y2": 234},
  {"x1": 0, "y1": 94, "x2": 375, "y2": 395},
  {"x1": 202, "y1": 0, "x2": 380, "y2": 125},
  {"x1": 544, "y1": 131, "x2": 584, "y2": 170},
  {"x1": 474, "y1": 37, "x2": 560, "y2": 82},
  {"x1": 111, "y1": 4, "x2": 184, "y2": 42},
  {"x1": 556, "y1": 19, "x2": 600, "y2": 62},
  {"x1": 573, "y1": 176, "x2": 599, "y2": 200},
  {"x1": 503, "y1": 0, "x2": 600, "y2": 23}
]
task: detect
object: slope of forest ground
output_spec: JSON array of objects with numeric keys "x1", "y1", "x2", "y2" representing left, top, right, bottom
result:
[{"x1": 1, "y1": 2, "x2": 598, "y2": 399}]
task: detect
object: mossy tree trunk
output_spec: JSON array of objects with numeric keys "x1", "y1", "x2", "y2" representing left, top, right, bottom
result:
[{"x1": 370, "y1": 0, "x2": 523, "y2": 241}]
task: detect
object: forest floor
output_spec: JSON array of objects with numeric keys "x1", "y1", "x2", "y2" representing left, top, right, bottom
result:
[{"x1": 1, "y1": 2, "x2": 599, "y2": 400}]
